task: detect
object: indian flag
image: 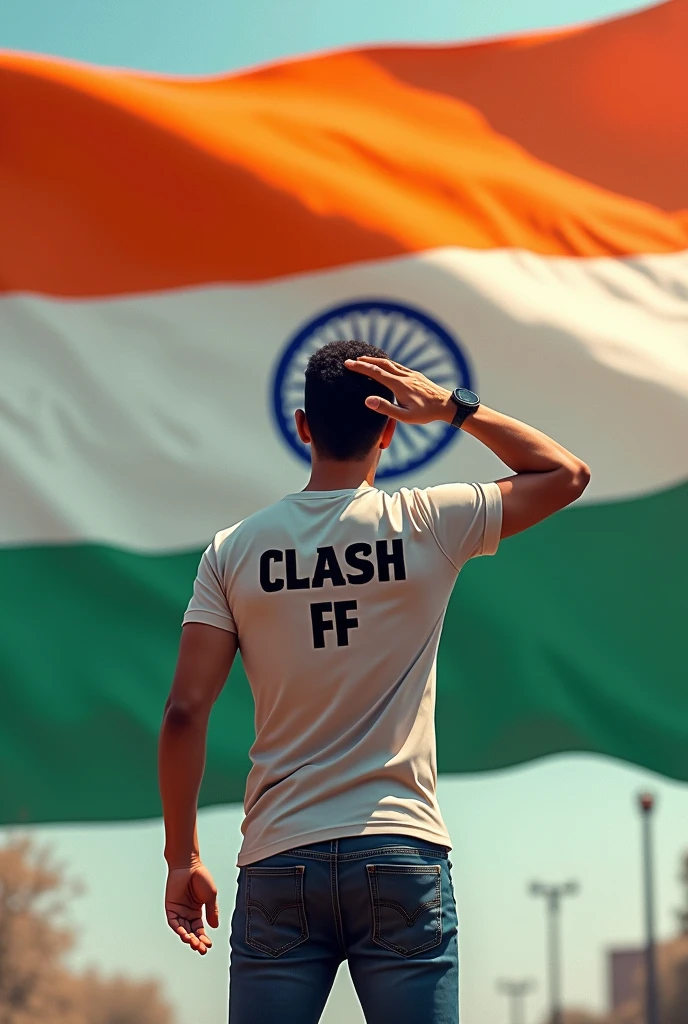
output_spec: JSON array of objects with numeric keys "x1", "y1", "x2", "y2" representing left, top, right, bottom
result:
[{"x1": 1, "y1": 0, "x2": 686, "y2": 825}]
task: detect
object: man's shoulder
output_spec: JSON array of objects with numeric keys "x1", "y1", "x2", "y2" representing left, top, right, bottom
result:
[{"x1": 210, "y1": 498, "x2": 289, "y2": 553}]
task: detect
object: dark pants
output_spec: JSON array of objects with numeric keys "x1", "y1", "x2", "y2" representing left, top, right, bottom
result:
[{"x1": 228, "y1": 834, "x2": 459, "y2": 1024}]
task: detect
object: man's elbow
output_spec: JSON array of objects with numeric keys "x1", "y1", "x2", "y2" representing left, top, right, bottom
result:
[
  {"x1": 163, "y1": 700, "x2": 208, "y2": 731},
  {"x1": 562, "y1": 458, "x2": 591, "y2": 503},
  {"x1": 571, "y1": 459, "x2": 591, "y2": 496}
]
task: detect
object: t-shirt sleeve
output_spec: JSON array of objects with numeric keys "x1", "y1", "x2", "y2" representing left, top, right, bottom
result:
[
  {"x1": 182, "y1": 538, "x2": 237, "y2": 634},
  {"x1": 415, "y1": 481, "x2": 502, "y2": 570}
]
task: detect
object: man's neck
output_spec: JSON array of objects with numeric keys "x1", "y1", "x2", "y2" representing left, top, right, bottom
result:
[{"x1": 303, "y1": 457, "x2": 378, "y2": 492}]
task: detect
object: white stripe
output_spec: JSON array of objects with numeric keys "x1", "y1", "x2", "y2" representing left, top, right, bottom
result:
[{"x1": 2, "y1": 248, "x2": 687, "y2": 552}]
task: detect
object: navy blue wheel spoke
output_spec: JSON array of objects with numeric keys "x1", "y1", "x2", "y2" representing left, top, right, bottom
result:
[
  {"x1": 354, "y1": 312, "x2": 368, "y2": 343},
  {"x1": 327, "y1": 320, "x2": 346, "y2": 342},
  {"x1": 395, "y1": 422, "x2": 422, "y2": 453},
  {"x1": 385, "y1": 321, "x2": 417, "y2": 353},
  {"x1": 389, "y1": 436, "x2": 411, "y2": 465},
  {"x1": 394, "y1": 338, "x2": 431, "y2": 369},
  {"x1": 387, "y1": 326, "x2": 421, "y2": 363},
  {"x1": 379, "y1": 316, "x2": 406, "y2": 353},
  {"x1": 408, "y1": 357, "x2": 448, "y2": 377},
  {"x1": 334, "y1": 319, "x2": 350, "y2": 341}
]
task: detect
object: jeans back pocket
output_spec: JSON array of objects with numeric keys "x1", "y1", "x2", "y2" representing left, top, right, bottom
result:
[
  {"x1": 367, "y1": 863, "x2": 442, "y2": 957},
  {"x1": 245, "y1": 865, "x2": 308, "y2": 957}
]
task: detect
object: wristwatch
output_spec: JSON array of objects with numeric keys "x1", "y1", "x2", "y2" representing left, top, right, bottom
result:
[{"x1": 449, "y1": 387, "x2": 480, "y2": 429}]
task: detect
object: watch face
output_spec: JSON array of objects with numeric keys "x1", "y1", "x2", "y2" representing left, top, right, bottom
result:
[{"x1": 455, "y1": 387, "x2": 480, "y2": 406}]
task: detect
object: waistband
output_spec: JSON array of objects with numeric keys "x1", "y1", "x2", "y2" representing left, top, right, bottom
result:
[{"x1": 274, "y1": 833, "x2": 450, "y2": 862}]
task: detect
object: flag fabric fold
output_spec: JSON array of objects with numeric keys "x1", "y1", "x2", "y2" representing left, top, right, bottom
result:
[{"x1": 1, "y1": 0, "x2": 686, "y2": 824}]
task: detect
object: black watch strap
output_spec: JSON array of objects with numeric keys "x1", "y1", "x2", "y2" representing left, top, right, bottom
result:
[
  {"x1": 451, "y1": 404, "x2": 474, "y2": 429},
  {"x1": 449, "y1": 388, "x2": 480, "y2": 429}
]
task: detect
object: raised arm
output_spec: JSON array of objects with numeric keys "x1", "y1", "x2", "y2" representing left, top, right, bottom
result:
[
  {"x1": 344, "y1": 355, "x2": 590, "y2": 538},
  {"x1": 459, "y1": 405, "x2": 590, "y2": 537}
]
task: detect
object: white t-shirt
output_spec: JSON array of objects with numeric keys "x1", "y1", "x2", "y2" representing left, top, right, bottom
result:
[{"x1": 183, "y1": 481, "x2": 502, "y2": 866}]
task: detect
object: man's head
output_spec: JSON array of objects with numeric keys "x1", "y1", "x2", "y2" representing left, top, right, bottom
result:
[{"x1": 296, "y1": 340, "x2": 395, "y2": 461}]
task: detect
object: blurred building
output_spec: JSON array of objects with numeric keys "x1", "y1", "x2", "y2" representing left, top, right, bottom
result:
[{"x1": 608, "y1": 948, "x2": 644, "y2": 1011}]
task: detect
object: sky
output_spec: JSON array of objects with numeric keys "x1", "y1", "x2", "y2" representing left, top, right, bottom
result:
[
  {"x1": 1, "y1": 1, "x2": 682, "y2": 1023},
  {"x1": 0, "y1": 0, "x2": 655, "y2": 74}
]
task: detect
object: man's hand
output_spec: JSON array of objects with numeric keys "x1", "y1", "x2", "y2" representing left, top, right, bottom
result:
[
  {"x1": 347, "y1": 353, "x2": 590, "y2": 539},
  {"x1": 345, "y1": 356, "x2": 455, "y2": 424},
  {"x1": 165, "y1": 862, "x2": 219, "y2": 955}
]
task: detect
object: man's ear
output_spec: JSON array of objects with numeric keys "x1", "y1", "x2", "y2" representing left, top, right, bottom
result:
[
  {"x1": 379, "y1": 417, "x2": 396, "y2": 451},
  {"x1": 295, "y1": 409, "x2": 311, "y2": 445}
]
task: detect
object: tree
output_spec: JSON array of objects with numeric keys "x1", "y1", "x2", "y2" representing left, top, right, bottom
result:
[
  {"x1": 0, "y1": 835, "x2": 82, "y2": 1024},
  {"x1": 77, "y1": 971, "x2": 172, "y2": 1024},
  {"x1": 0, "y1": 836, "x2": 173, "y2": 1024}
]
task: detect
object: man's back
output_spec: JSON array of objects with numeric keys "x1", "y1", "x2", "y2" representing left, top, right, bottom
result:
[
  {"x1": 159, "y1": 340, "x2": 589, "y2": 1024},
  {"x1": 185, "y1": 480, "x2": 501, "y2": 864}
]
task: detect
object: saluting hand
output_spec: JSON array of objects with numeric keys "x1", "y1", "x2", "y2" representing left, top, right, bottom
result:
[{"x1": 344, "y1": 356, "x2": 455, "y2": 425}]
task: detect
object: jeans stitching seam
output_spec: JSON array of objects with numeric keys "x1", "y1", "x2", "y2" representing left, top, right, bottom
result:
[
  {"x1": 330, "y1": 840, "x2": 346, "y2": 955},
  {"x1": 366, "y1": 863, "x2": 444, "y2": 957},
  {"x1": 338, "y1": 847, "x2": 448, "y2": 862},
  {"x1": 366, "y1": 865, "x2": 442, "y2": 874},
  {"x1": 275, "y1": 846, "x2": 448, "y2": 862},
  {"x1": 247, "y1": 866, "x2": 306, "y2": 875},
  {"x1": 277, "y1": 849, "x2": 332, "y2": 861},
  {"x1": 244, "y1": 865, "x2": 309, "y2": 958}
]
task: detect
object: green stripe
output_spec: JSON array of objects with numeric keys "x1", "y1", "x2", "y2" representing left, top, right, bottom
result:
[
  {"x1": 1, "y1": 483, "x2": 686, "y2": 825},
  {"x1": 437, "y1": 481, "x2": 687, "y2": 778}
]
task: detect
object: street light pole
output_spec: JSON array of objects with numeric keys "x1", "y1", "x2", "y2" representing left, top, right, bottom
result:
[
  {"x1": 497, "y1": 979, "x2": 535, "y2": 1024},
  {"x1": 638, "y1": 793, "x2": 660, "y2": 1024},
  {"x1": 530, "y1": 880, "x2": 580, "y2": 1024}
]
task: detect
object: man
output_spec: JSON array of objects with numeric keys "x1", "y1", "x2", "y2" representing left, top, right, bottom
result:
[{"x1": 158, "y1": 340, "x2": 590, "y2": 1024}]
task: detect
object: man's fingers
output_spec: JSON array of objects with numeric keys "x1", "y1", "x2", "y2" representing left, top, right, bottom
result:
[
  {"x1": 191, "y1": 914, "x2": 213, "y2": 947},
  {"x1": 364, "y1": 396, "x2": 411, "y2": 421},
  {"x1": 166, "y1": 911, "x2": 185, "y2": 935},
  {"x1": 166, "y1": 910, "x2": 204, "y2": 952},
  {"x1": 166, "y1": 915, "x2": 214, "y2": 956},
  {"x1": 344, "y1": 358, "x2": 402, "y2": 385},
  {"x1": 176, "y1": 923, "x2": 207, "y2": 954},
  {"x1": 348, "y1": 356, "x2": 408, "y2": 375},
  {"x1": 182, "y1": 930, "x2": 207, "y2": 954},
  {"x1": 206, "y1": 898, "x2": 220, "y2": 929}
]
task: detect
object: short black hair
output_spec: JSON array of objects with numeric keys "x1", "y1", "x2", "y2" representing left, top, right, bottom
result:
[{"x1": 304, "y1": 340, "x2": 394, "y2": 461}]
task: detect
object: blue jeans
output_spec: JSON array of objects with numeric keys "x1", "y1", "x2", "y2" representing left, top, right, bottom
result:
[{"x1": 228, "y1": 834, "x2": 459, "y2": 1024}]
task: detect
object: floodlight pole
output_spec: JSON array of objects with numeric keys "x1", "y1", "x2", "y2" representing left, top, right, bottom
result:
[
  {"x1": 530, "y1": 880, "x2": 580, "y2": 1024},
  {"x1": 496, "y1": 979, "x2": 534, "y2": 1024},
  {"x1": 638, "y1": 793, "x2": 660, "y2": 1024}
]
